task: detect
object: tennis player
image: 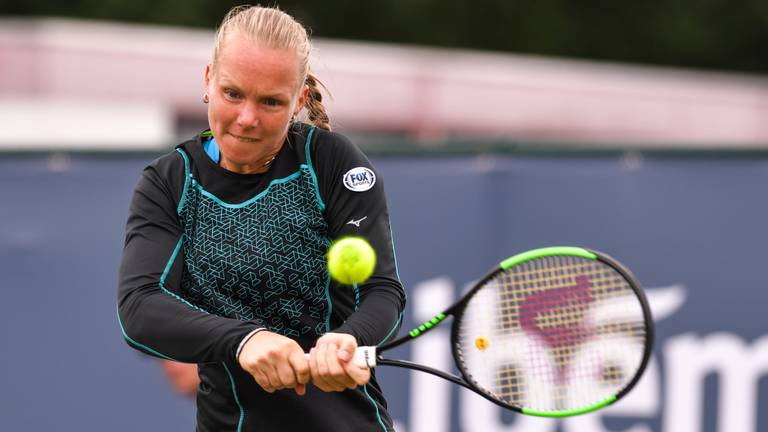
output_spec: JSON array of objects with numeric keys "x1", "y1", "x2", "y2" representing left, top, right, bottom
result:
[{"x1": 117, "y1": 5, "x2": 405, "y2": 431}]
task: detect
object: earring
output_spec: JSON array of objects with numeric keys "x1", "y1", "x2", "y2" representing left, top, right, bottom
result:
[
  {"x1": 290, "y1": 112, "x2": 297, "y2": 123},
  {"x1": 203, "y1": 94, "x2": 209, "y2": 104}
]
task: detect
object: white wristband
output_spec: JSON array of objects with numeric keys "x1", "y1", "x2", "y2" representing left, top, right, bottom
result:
[{"x1": 235, "y1": 328, "x2": 266, "y2": 360}]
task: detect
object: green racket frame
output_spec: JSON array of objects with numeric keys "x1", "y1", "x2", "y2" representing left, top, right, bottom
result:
[{"x1": 367, "y1": 246, "x2": 654, "y2": 417}]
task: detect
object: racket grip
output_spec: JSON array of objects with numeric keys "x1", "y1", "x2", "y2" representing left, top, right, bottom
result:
[
  {"x1": 302, "y1": 346, "x2": 378, "y2": 368},
  {"x1": 352, "y1": 346, "x2": 377, "y2": 368}
]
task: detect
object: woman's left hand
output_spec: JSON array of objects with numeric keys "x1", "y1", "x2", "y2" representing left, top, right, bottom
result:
[{"x1": 309, "y1": 332, "x2": 370, "y2": 392}]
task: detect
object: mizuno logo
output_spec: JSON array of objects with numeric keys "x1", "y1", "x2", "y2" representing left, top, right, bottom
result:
[{"x1": 346, "y1": 216, "x2": 368, "y2": 227}]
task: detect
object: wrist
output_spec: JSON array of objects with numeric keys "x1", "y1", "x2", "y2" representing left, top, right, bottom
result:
[{"x1": 235, "y1": 328, "x2": 266, "y2": 361}]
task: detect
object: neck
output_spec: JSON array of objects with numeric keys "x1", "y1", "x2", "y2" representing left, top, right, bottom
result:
[{"x1": 220, "y1": 150, "x2": 278, "y2": 174}]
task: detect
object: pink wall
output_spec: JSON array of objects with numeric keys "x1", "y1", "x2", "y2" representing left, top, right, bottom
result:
[{"x1": 2, "y1": 18, "x2": 767, "y2": 147}]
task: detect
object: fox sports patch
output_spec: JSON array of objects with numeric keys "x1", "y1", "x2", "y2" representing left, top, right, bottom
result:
[{"x1": 343, "y1": 167, "x2": 376, "y2": 192}]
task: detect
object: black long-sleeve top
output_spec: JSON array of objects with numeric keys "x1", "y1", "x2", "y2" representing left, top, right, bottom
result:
[{"x1": 118, "y1": 124, "x2": 405, "y2": 431}]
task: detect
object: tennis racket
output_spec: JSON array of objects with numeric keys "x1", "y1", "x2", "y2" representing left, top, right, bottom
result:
[{"x1": 351, "y1": 246, "x2": 653, "y2": 417}]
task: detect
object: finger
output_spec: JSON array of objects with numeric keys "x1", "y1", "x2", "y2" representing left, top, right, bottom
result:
[
  {"x1": 343, "y1": 361, "x2": 371, "y2": 387},
  {"x1": 312, "y1": 344, "x2": 335, "y2": 392},
  {"x1": 275, "y1": 359, "x2": 298, "y2": 390},
  {"x1": 324, "y1": 344, "x2": 350, "y2": 391},
  {"x1": 289, "y1": 349, "x2": 311, "y2": 386},
  {"x1": 336, "y1": 338, "x2": 357, "y2": 363},
  {"x1": 258, "y1": 358, "x2": 282, "y2": 392},
  {"x1": 251, "y1": 367, "x2": 275, "y2": 393},
  {"x1": 272, "y1": 343, "x2": 303, "y2": 390},
  {"x1": 312, "y1": 345, "x2": 333, "y2": 392}
]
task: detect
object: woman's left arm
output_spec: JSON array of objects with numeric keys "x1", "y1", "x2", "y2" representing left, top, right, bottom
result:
[
  {"x1": 308, "y1": 130, "x2": 407, "y2": 390},
  {"x1": 315, "y1": 131, "x2": 406, "y2": 346}
]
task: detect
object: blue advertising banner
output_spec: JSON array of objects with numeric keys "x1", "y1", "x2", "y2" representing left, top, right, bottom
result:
[{"x1": 1, "y1": 152, "x2": 766, "y2": 431}]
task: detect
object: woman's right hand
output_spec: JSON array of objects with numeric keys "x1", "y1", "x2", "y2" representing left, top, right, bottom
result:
[{"x1": 237, "y1": 330, "x2": 310, "y2": 395}]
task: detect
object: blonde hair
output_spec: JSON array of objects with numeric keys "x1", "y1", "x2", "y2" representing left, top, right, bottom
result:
[{"x1": 213, "y1": 5, "x2": 331, "y2": 130}]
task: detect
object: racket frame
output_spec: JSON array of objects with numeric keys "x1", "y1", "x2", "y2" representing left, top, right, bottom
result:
[{"x1": 370, "y1": 246, "x2": 655, "y2": 417}]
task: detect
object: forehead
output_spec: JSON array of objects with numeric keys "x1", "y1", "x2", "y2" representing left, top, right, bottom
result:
[{"x1": 215, "y1": 34, "x2": 302, "y2": 93}]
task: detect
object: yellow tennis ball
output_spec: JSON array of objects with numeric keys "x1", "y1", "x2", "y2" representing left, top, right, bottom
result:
[{"x1": 327, "y1": 237, "x2": 377, "y2": 285}]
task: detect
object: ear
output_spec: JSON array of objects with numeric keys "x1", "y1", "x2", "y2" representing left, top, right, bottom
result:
[
  {"x1": 204, "y1": 63, "x2": 213, "y2": 93},
  {"x1": 295, "y1": 84, "x2": 309, "y2": 115}
]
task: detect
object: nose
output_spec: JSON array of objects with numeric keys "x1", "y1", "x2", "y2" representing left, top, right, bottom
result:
[{"x1": 236, "y1": 102, "x2": 259, "y2": 129}]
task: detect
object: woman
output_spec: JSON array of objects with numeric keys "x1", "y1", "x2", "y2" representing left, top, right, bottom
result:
[{"x1": 117, "y1": 5, "x2": 405, "y2": 431}]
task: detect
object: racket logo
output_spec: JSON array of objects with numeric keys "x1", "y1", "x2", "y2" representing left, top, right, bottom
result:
[
  {"x1": 343, "y1": 167, "x2": 376, "y2": 192},
  {"x1": 518, "y1": 275, "x2": 594, "y2": 348}
]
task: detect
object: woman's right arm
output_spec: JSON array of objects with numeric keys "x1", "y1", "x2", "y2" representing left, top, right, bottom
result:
[{"x1": 117, "y1": 162, "x2": 263, "y2": 364}]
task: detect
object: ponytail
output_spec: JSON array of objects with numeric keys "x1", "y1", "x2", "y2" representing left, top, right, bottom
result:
[{"x1": 304, "y1": 71, "x2": 331, "y2": 131}]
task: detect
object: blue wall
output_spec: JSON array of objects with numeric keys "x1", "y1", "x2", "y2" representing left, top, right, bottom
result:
[{"x1": 2, "y1": 152, "x2": 767, "y2": 431}]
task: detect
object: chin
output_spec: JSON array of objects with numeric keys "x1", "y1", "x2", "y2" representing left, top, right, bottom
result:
[{"x1": 224, "y1": 149, "x2": 256, "y2": 164}]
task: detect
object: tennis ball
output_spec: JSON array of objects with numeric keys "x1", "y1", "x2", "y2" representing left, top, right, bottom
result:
[{"x1": 327, "y1": 237, "x2": 377, "y2": 285}]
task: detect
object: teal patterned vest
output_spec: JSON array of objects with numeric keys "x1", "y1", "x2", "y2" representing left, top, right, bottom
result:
[{"x1": 175, "y1": 144, "x2": 332, "y2": 340}]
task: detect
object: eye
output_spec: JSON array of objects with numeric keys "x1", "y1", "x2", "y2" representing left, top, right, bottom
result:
[
  {"x1": 263, "y1": 98, "x2": 281, "y2": 107},
  {"x1": 223, "y1": 89, "x2": 241, "y2": 100}
]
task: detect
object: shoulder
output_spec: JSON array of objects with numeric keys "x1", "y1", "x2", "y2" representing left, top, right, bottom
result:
[
  {"x1": 284, "y1": 123, "x2": 365, "y2": 170},
  {"x1": 305, "y1": 126, "x2": 371, "y2": 170},
  {"x1": 135, "y1": 136, "x2": 198, "y2": 198},
  {"x1": 310, "y1": 126, "x2": 356, "y2": 154},
  {"x1": 144, "y1": 145, "x2": 188, "y2": 181},
  {"x1": 146, "y1": 133, "x2": 208, "y2": 178},
  {"x1": 305, "y1": 126, "x2": 384, "y2": 201}
]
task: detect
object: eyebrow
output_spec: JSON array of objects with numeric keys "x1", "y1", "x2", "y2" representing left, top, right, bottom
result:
[{"x1": 217, "y1": 75, "x2": 293, "y2": 100}]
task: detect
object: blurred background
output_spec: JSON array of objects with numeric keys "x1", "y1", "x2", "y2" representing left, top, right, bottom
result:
[{"x1": 1, "y1": 1, "x2": 767, "y2": 431}]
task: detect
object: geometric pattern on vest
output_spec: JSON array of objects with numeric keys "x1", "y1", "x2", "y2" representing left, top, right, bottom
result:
[{"x1": 179, "y1": 165, "x2": 331, "y2": 338}]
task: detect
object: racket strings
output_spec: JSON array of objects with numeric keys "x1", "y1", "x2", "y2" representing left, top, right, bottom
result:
[{"x1": 455, "y1": 255, "x2": 647, "y2": 412}]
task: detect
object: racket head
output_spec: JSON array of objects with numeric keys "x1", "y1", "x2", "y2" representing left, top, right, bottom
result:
[{"x1": 451, "y1": 247, "x2": 653, "y2": 417}]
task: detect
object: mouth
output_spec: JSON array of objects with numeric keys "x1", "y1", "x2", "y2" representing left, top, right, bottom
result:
[{"x1": 229, "y1": 133, "x2": 259, "y2": 143}]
